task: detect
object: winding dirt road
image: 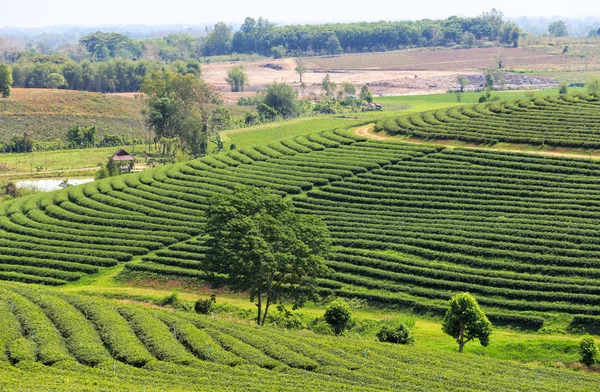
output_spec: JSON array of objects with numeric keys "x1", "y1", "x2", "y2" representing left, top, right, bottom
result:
[{"x1": 354, "y1": 125, "x2": 600, "y2": 160}]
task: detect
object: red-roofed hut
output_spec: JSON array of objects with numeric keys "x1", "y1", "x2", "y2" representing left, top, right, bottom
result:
[{"x1": 111, "y1": 149, "x2": 135, "y2": 172}]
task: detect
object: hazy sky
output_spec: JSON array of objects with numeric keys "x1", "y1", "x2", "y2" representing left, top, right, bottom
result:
[{"x1": 1, "y1": 0, "x2": 596, "y2": 28}]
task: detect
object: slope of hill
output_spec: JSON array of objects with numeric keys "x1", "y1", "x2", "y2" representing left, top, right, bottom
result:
[
  {"x1": 0, "y1": 89, "x2": 144, "y2": 143},
  {"x1": 375, "y1": 92, "x2": 600, "y2": 148},
  {"x1": 4, "y1": 111, "x2": 600, "y2": 330},
  {"x1": 0, "y1": 283, "x2": 597, "y2": 392}
]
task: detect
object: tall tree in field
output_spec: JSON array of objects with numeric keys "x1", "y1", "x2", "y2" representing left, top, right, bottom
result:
[
  {"x1": 263, "y1": 81, "x2": 299, "y2": 117},
  {"x1": 442, "y1": 293, "x2": 492, "y2": 353},
  {"x1": 225, "y1": 65, "x2": 248, "y2": 92},
  {"x1": 457, "y1": 75, "x2": 468, "y2": 93},
  {"x1": 294, "y1": 64, "x2": 307, "y2": 83},
  {"x1": 0, "y1": 63, "x2": 13, "y2": 98},
  {"x1": 204, "y1": 186, "x2": 331, "y2": 325},
  {"x1": 140, "y1": 70, "x2": 222, "y2": 157},
  {"x1": 548, "y1": 21, "x2": 568, "y2": 37}
]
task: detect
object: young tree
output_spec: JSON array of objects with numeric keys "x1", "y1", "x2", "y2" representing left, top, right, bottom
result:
[
  {"x1": 140, "y1": 70, "x2": 222, "y2": 157},
  {"x1": 559, "y1": 83, "x2": 568, "y2": 95},
  {"x1": 457, "y1": 75, "x2": 468, "y2": 93},
  {"x1": 579, "y1": 334, "x2": 599, "y2": 366},
  {"x1": 359, "y1": 84, "x2": 373, "y2": 103},
  {"x1": 262, "y1": 81, "x2": 299, "y2": 117},
  {"x1": 377, "y1": 323, "x2": 415, "y2": 345},
  {"x1": 322, "y1": 73, "x2": 337, "y2": 100},
  {"x1": 0, "y1": 63, "x2": 13, "y2": 98},
  {"x1": 324, "y1": 298, "x2": 352, "y2": 335},
  {"x1": 548, "y1": 21, "x2": 568, "y2": 37},
  {"x1": 587, "y1": 77, "x2": 600, "y2": 94},
  {"x1": 442, "y1": 293, "x2": 492, "y2": 353},
  {"x1": 225, "y1": 65, "x2": 248, "y2": 92},
  {"x1": 204, "y1": 186, "x2": 331, "y2": 326},
  {"x1": 294, "y1": 64, "x2": 307, "y2": 83}
]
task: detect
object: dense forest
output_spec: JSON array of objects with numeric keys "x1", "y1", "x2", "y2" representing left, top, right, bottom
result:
[{"x1": 0, "y1": 10, "x2": 523, "y2": 93}]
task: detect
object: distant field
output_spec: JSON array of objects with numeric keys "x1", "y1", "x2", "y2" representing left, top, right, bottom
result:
[
  {"x1": 0, "y1": 145, "x2": 146, "y2": 179},
  {"x1": 0, "y1": 89, "x2": 144, "y2": 142},
  {"x1": 301, "y1": 48, "x2": 575, "y2": 71},
  {"x1": 523, "y1": 36, "x2": 600, "y2": 72},
  {"x1": 376, "y1": 92, "x2": 600, "y2": 148},
  {"x1": 221, "y1": 117, "x2": 362, "y2": 149}
]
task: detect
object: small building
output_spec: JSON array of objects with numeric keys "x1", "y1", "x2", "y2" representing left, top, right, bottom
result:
[
  {"x1": 362, "y1": 102, "x2": 382, "y2": 112},
  {"x1": 111, "y1": 149, "x2": 135, "y2": 172}
]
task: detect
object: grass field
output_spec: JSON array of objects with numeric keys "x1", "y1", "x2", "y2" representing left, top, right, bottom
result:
[
  {"x1": 0, "y1": 144, "x2": 147, "y2": 180},
  {"x1": 0, "y1": 89, "x2": 145, "y2": 143}
]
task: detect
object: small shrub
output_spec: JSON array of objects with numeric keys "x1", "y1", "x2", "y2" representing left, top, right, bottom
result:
[
  {"x1": 377, "y1": 323, "x2": 415, "y2": 345},
  {"x1": 309, "y1": 318, "x2": 334, "y2": 335},
  {"x1": 178, "y1": 301, "x2": 195, "y2": 312},
  {"x1": 579, "y1": 334, "x2": 599, "y2": 366},
  {"x1": 324, "y1": 298, "x2": 352, "y2": 336},
  {"x1": 559, "y1": 84, "x2": 568, "y2": 95},
  {"x1": 268, "y1": 304, "x2": 306, "y2": 330},
  {"x1": 195, "y1": 294, "x2": 216, "y2": 314},
  {"x1": 161, "y1": 291, "x2": 180, "y2": 306}
]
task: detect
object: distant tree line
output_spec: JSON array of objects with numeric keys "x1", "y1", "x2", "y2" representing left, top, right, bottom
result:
[
  {"x1": 9, "y1": 57, "x2": 201, "y2": 93},
  {"x1": 0, "y1": 10, "x2": 522, "y2": 93}
]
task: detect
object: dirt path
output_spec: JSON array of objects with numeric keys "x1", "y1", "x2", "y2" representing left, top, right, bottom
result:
[{"x1": 355, "y1": 125, "x2": 600, "y2": 160}]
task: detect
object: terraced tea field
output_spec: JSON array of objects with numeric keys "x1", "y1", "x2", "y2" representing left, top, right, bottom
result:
[
  {"x1": 0, "y1": 284, "x2": 598, "y2": 391},
  {"x1": 375, "y1": 93, "x2": 600, "y2": 148},
  {"x1": 3, "y1": 116, "x2": 600, "y2": 329}
]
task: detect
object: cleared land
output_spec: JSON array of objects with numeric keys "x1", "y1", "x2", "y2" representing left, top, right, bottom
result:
[
  {"x1": 0, "y1": 89, "x2": 145, "y2": 142},
  {"x1": 301, "y1": 47, "x2": 574, "y2": 71},
  {"x1": 202, "y1": 47, "x2": 574, "y2": 97}
]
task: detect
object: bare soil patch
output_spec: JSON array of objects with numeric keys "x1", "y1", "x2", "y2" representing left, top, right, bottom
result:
[{"x1": 202, "y1": 48, "x2": 569, "y2": 100}]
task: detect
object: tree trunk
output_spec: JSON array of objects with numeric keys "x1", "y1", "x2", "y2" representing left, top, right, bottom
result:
[
  {"x1": 458, "y1": 325, "x2": 465, "y2": 353},
  {"x1": 256, "y1": 294, "x2": 262, "y2": 325},
  {"x1": 458, "y1": 342, "x2": 465, "y2": 353},
  {"x1": 260, "y1": 294, "x2": 271, "y2": 326}
]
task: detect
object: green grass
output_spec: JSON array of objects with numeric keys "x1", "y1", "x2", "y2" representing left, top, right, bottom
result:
[
  {"x1": 221, "y1": 117, "x2": 361, "y2": 149},
  {"x1": 56, "y1": 271, "x2": 594, "y2": 366},
  {"x1": 0, "y1": 145, "x2": 148, "y2": 180},
  {"x1": 376, "y1": 88, "x2": 585, "y2": 110}
]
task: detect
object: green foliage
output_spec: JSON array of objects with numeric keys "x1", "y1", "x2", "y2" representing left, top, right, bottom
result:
[
  {"x1": 559, "y1": 83, "x2": 568, "y2": 94},
  {"x1": 548, "y1": 20, "x2": 569, "y2": 37},
  {"x1": 442, "y1": 293, "x2": 492, "y2": 353},
  {"x1": 0, "y1": 63, "x2": 13, "y2": 98},
  {"x1": 204, "y1": 186, "x2": 331, "y2": 325},
  {"x1": 324, "y1": 298, "x2": 352, "y2": 335},
  {"x1": 8, "y1": 338, "x2": 35, "y2": 363},
  {"x1": 203, "y1": 22, "x2": 233, "y2": 56},
  {"x1": 262, "y1": 81, "x2": 299, "y2": 117},
  {"x1": 225, "y1": 65, "x2": 248, "y2": 92},
  {"x1": 579, "y1": 334, "x2": 599, "y2": 366},
  {"x1": 257, "y1": 103, "x2": 279, "y2": 121},
  {"x1": 587, "y1": 77, "x2": 600, "y2": 94},
  {"x1": 326, "y1": 33, "x2": 342, "y2": 56},
  {"x1": 140, "y1": 70, "x2": 221, "y2": 156},
  {"x1": 377, "y1": 323, "x2": 415, "y2": 345},
  {"x1": 194, "y1": 294, "x2": 216, "y2": 314},
  {"x1": 66, "y1": 125, "x2": 96, "y2": 147}
]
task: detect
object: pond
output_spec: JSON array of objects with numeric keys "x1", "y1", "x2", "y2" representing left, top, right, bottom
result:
[{"x1": 14, "y1": 177, "x2": 95, "y2": 192}]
